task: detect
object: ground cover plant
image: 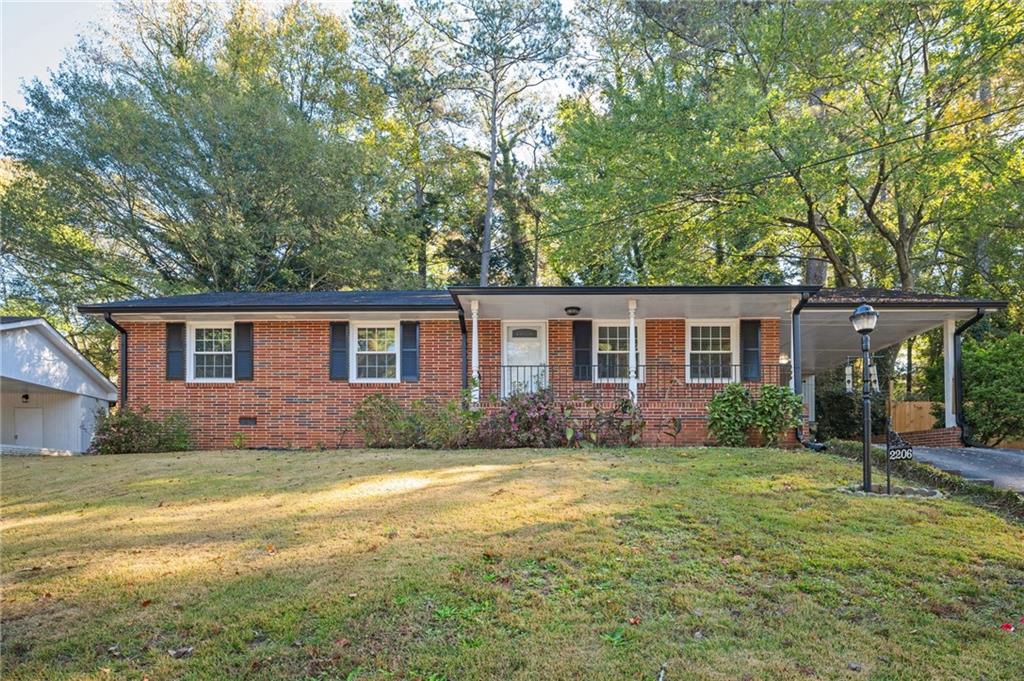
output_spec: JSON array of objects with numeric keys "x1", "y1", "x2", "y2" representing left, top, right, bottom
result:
[{"x1": 2, "y1": 447, "x2": 1022, "y2": 679}]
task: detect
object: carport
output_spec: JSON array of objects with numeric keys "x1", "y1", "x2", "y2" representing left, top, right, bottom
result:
[
  {"x1": 785, "y1": 289, "x2": 1009, "y2": 442},
  {"x1": 1, "y1": 317, "x2": 117, "y2": 454}
]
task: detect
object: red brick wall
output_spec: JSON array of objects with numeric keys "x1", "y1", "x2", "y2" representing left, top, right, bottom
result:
[
  {"x1": 871, "y1": 427, "x2": 962, "y2": 448},
  {"x1": 122, "y1": 315, "x2": 789, "y2": 449},
  {"x1": 123, "y1": 320, "x2": 462, "y2": 449}
]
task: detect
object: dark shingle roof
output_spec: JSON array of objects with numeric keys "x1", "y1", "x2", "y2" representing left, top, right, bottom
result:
[
  {"x1": 808, "y1": 288, "x2": 1007, "y2": 308},
  {"x1": 1, "y1": 315, "x2": 41, "y2": 324},
  {"x1": 78, "y1": 290, "x2": 457, "y2": 313}
]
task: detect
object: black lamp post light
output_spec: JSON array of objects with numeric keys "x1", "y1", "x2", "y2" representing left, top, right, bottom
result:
[{"x1": 850, "y1": 303, "x2": 879, "y2": 491}]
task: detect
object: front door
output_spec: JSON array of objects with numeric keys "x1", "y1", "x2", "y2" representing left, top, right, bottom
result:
[
  {"x1": 14, "y1": 408, "x2": 43, "y2": 449},
  {"x1": 503, "y1": 324, "x2": 547, "y2": 397}
]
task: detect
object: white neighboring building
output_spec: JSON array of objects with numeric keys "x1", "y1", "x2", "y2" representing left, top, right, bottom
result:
[{"x1": 1, "y1": 316, "x2": 117, "y2": 454}]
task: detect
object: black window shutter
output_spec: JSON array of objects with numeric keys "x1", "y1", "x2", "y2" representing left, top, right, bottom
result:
[
  {"x1": 401, "y1": 321, "x2": 420, "y2": 382},
  {"x1": 572, "y1": 320, "x2": 593, "y2": 381},
  {"x1": 329, "y1": 322, "x2": 349, "y2": 380},
  {"x1": 235, "y1": 322, "x2": 253, "y2": 380},
  {"x1": 740, "y1": 320, "x2": 761, "y2": 381},
  {"x1": 166, "y1": 323, "x2": 185, "y2": 380}
]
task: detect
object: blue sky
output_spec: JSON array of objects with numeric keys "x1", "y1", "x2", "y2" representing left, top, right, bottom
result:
[
  {"x1": 1, "y1": 1, "x2": 367, "y2": 113},
  {"x1": 2, "y1": 1, "x2": 113, "y2": 111}
]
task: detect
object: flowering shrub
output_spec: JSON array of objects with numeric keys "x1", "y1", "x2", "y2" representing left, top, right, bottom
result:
[
  {"x1": 476, "y1": 390, "x2": 569, "y2": 448},
  {"x1": 89, "y1": 406, "x2": 190, "y2": 454}
]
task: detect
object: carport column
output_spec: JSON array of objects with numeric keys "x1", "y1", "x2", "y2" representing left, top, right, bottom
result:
[
  {"x1": 471, "y1": 300, "x2": 480, "y2": 405},
  {"x1": 943, "y1": 318, "x2": 956, "y2": 428},
  {"x1": 803, "y1": 375, "x2": 816, "y2": 422},
  {"x1": 628, "y1": 299, "x2": 638, "y2": 404}
]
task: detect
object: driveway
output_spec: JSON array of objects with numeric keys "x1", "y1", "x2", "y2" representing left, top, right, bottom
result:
[{"x1": 912, "y1": 446, "x2": 1024, "y2": 492}]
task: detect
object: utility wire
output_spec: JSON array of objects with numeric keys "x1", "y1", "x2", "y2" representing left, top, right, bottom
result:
[{"x1": 481, "y1": 101, "x2": 1024, "y2": 257}]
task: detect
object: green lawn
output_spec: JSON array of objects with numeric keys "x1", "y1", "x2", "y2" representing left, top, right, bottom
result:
[{"x1": 2, "y1": 448, "x2": 1022, "y2": 680}]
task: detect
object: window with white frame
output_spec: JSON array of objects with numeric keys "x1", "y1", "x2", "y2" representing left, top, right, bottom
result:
[
  {"x1": 190, "y1": 325, "x2": 233, "y2": 381},
  {"x1": 687, "y1": 321, "x2": 738, "y2": 382},
  {"x1": 353, "y1": 325, "x2": 398, "y2": 381},
  {"x1": 593, "y1": 322, "x2": 643, "y2": 381}
]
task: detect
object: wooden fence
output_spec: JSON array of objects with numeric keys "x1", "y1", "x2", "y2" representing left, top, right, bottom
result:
[{"x1": 889, "y1": 401, "x2": 939, "y2": 432}]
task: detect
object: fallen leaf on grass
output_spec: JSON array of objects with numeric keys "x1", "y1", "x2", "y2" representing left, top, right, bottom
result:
[
  {"x1": 334, "y1": 638, "x2": 350, "y2": 647},
  {"x1": 140, "y1": 599, "x2": 152, "y2": 608},
  {"x1": 628, "y1": 615, "x2": 642, "y2": 626},
  {"x1": 168, "y1": 646, "x2": 194, "y2": 659}
]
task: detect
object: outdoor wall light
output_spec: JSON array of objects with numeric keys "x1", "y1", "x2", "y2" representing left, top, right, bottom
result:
[
  {"x1": 564, "y1": 306, "x2": 581, "y2": 317},
  {"x1": 20, "y1": 394, "x2": 29, "y2": 403}
]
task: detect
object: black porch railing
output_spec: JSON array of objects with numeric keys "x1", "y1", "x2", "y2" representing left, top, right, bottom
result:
[{"x1": 476, "y1": 363, "x2": 787, "y2": 402}]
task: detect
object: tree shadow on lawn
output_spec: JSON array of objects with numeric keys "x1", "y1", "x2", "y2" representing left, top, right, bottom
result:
[
  {"x1": 3, "y1": 448, "x2": 1024, "y2": 680},
  {"x1": 1, "y1": 450, "x2": 640, "y2": 676}
]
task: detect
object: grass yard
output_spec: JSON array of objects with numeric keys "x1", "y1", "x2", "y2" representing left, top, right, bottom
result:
[{"x1": 2, "y1": 447, "x2": 1023, "y2": 680}]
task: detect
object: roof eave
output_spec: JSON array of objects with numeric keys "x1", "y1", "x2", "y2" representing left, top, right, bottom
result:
[
  {"x1": 77, "y1": 303, "x2": 459, "y2": 314},
  {"x1": 449, "y1": 285, "x2": 821, "y2": 296},
  {"x1": 804, "y1": 300, "x2": 1008, "y2": 310}
]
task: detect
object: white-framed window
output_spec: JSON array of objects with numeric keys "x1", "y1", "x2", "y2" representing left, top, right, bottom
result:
[
  {"x1": 686, "y1": 319, "x2": 739, "y2": 383},
  {"x1": 187, "y1": 322, "x2": 234, "y2": 382},
  {"x1": 351, "y1": 323, "x2": 400, "y2": 383},
  {"x1": 592, "y1": 320, "x2": 645, "y2": 382}
]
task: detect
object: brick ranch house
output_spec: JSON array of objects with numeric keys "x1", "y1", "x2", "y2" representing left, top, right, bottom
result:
[{"x1": 78, "y1": 286, "x2": 1006, "y2": 449}]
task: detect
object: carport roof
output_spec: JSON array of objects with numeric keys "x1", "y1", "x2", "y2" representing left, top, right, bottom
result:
[
  {"x1": 806, "y1": 288, "x2": 1007, "y2": 309},
  {"x1": 789, "y1": 289, "x2": 1007, "y2": 376}
]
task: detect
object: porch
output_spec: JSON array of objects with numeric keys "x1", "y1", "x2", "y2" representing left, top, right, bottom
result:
[
  {"x1": 475, "y1": 362, "x2": 787, "y2": 403},
  {"x1": 449, "y1": 286, "x2": 1009, "y2": 447}
]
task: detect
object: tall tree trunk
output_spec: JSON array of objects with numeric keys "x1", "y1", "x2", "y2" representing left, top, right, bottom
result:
[
  {"x1": 479, "y1": 86, "x2": 499, "y2": 287},
  {"x1": 415, "y1": 177, "x2": 428, "y2": 287},
  {"x1": 532, "y1": 211, "x2": 540, "y2": 286}
]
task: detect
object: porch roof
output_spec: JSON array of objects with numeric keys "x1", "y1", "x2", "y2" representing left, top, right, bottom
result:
[
  {"x1": 449, "y1": 285, "x2": 817, "y2": 320},
  {"x1": 786, "y1": 289, "x2": 1008, "y2": 376}
]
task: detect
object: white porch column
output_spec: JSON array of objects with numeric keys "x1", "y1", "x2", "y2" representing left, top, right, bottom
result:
[
  {"x1": 628, "y1": 299, "x2": 638, "y2": 404},
  {"x1": 471, "y1": 300, "x2": 480, "y2": 405},
  {"x1": 943, "y1": 318, "x2": 956, "y2": 427}
]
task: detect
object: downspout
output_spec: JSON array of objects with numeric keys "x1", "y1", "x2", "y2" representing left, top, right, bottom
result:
[
  {"x1": 458, "y1": 309, "x2": 468, "y2": 392},
  {"x1": 954, "y1": 308, "x2": 986, "y2": 447},
  {"x1": 103, "y1": 312, "x2": 128, "y2": 407},
  {"x1": 450, "y1": 290, "x2": 469, "y2": 396},
  {"x1": 791, "y1": 293, "x2": 823, "y2": 449}
]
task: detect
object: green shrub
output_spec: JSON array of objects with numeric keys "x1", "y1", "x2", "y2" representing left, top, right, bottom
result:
[
  {"x1": 352, "y1": 393, "x2": 419, "y2": 448},
  {"x1": 88, "y1": 406, "x2": 190, "y2": 454},
  {"x1": 813, "y1": 365, "x2": 889, "y2": 441},
  {"x1": 352, "y1": 393, "x2": 479, "y2": 449},
  {"x1": 569, "y1": 398, "x2": 647, "y2": 447},
  {"x1": 960, "y1": 333, "x2": 1024, "y2": 445},
  {"x1": 412, "y1": 397, "x2": 481, "y2": 449},
  {"x1": 752, "y1": 384, "x2": 804, "y2": 447},
  {"x1": 706, "y1": 384, "x2": 754, "y2": 446}
]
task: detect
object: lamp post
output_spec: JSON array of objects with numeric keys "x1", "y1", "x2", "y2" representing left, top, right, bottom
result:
[{"x1": 850, "y1": 303, "x2": 879, "y2": 491}]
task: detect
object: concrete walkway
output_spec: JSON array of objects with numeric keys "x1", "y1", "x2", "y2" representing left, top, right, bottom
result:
[{"x1": 912, "y1": 446, "x2": 1024, "y2": 492}]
